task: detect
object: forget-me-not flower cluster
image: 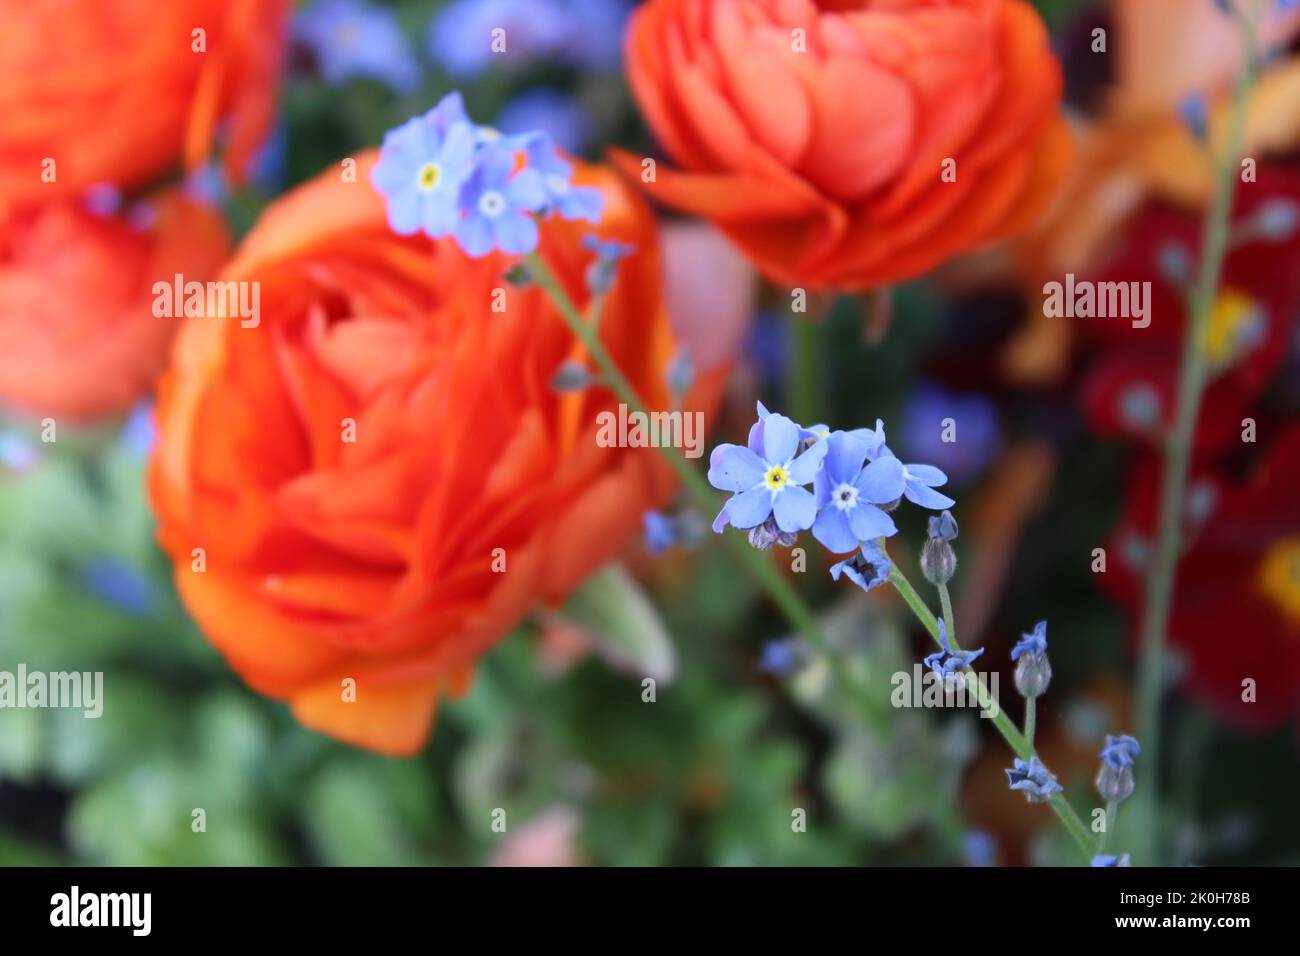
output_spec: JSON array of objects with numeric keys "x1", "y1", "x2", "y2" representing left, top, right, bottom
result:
[
  {"x1": 371, "y1": 92, "x2": 602, "y2": 256},
  {"x1": 707, "y1": 404, "x2": 955, "y2": 588}
]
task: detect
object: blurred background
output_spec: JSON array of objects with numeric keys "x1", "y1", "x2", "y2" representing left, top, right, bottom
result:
[{"x1": 2, "y1": 0, "x2": 1299, "y2": 866}]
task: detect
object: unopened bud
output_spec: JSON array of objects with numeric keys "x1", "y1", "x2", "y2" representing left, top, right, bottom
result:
[
  {"x1": 1014, "y1": 652, "x2": 1053, "y2": 698},
  {"x1": 921, "y1": 537, "x2": 957, "y2": 585},
  {"x1": 1095, "y1": 762, "x2": 1135, "y2": 803}
]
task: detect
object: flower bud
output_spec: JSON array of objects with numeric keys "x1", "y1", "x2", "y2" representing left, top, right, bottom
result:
[
  {"x1": 1095, "y1": 762, "x2": 1135, "y2": 803},
  {"x1": 747, "y1": 516, "x2": 796, "y2": 550},
  {"x1": 1014, "y1": 651, "x2": 1053, "y2": 698},
  {"x1": 921, "y1": 536, "x2": 957, "y2": 585}
]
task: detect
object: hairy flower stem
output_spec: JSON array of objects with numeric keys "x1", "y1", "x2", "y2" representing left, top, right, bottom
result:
[
  {"x1": 937, "y1": 581, "x2": 956, "y2": 646},
  {"x1": 886, "y1": 553, "x2": 1096, "y2": 861},
  {"x1": 1132, "y1": 0, "x2": 1262, "y2": 866},
  {"x1": 1098, "y1": 800, "x2": 1118, "y2": 856},
  {"x1": 527, "y1": 252, "x2": 834, "y2": 662},
  {"x1": 1024, "y1": 696, "x2": 1037, "y2": 748}
]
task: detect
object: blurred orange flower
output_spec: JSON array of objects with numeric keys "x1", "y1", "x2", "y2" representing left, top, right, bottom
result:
[
  {"x1": 0, "y1": 194, "x2": 229, "y2": 421},
  {"x1": 0, "y1": 0, "x2": 288, "y2": 209},
  {"x1": 616, "y1": 0, "x2": 1072, "y2": 291},
  {"x1": 149, "y1": 155, "x2": 705, "y2": 755}
]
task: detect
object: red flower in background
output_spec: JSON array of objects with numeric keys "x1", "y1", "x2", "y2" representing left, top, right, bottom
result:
[
  {"x1": 1102, "y1": 431, "x2": 1300, "y2": 732},
  {"x1": 0, "y1": 195, "x2": 230, "y2": 421},
  {"x1": 1078, "y1": 168, "x2": 1300, "y2": 455},
  {"x1": 0, "y1": 0, "x2": 288, "y2": 210},
  {"x1": 617, "y1": 0, "x2": 1072, "y2": 291}
]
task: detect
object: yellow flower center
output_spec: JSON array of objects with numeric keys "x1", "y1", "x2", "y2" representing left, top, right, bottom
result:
[
  {"x1": 417, "y1": 162, "x2": 441, "y2": 191},
  {"x1": 1204, "y1": 289, "x2": 1261, "y2": 371},
  {"x1": 764, "y1": 465, "x2": 789, "y2": 491},
  {"x1": 1258, "y1": 537, "x2": 1300, "y2": 625}
]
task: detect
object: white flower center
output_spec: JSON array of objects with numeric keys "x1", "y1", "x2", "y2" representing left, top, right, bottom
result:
[
  {"x1": 545, "y1": 173, "x2": 569, "y2": 194},
  {"x1": 832, "y1": 482, "x2": 859, "y2": 512},
  {"x1": 478, "y1": 190, "x2": 507, "y2": 218}
]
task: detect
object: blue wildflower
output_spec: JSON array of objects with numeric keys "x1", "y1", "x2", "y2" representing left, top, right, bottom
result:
[
  {"x1": 558, "y1": 0, "x2": 632, "y2": 70},
  {"x1": 370, "y1": 93, "x2": 478, "y2": 237},
  {"x1": 1179, "y1": 92, "x2": 1209, "y2": 142},
  {"x1": 810, "y1": 430, "x2": 901, "y2": 553},
  {"x1": 454, "y1": 142, "x2": 547, "y2": 256},
  {"x1": 119, "y1": 402, "x2": 157, "y2": 459},
  {"x1": 81, "y1": 557, "x2": 155, "y2": 617},
  {"x1": 862, "y1": 419, "x2": 956, "y2": 510},
  {"x1": 1011, "y1": 620, "x2": 1052, "y2": 698},
  {"x1": 498, "y1": 88, "x2": 593, "y2": 153},
  {"x1": 1100, "y1": 734, "x2": 1141, "y2": 769},
  {"x1": 923, "y1": 620, "x2": 984, "y2": 680},
  {"x1": 899, "y1": 382, "x2": 1002, "y2": 485},
  {"x1": 963, "y1": 830, "x2": 998, "y2": 867},
  {"x1": 582, "y1": 234, "x2": 634, "y2": 295},
  {"x1": 1096, "y1": 733, "x2": 1140, "y2": 802},
  {"x1": 758, "y1": 638, "x2": 806, "y2": 677},
  {"x1": 1011, "y1": 620, "x2": 1048, "y2": 661},
  {"x1": 829, "y1": 539, "x2": 892, "y2": 592},
  {"x1": 666, "y1": 350, "x2": 695, "y2": 397},
  {"x1": 748, "y1": 401, "x2": 829, "y2": 448},
  {"x1": 1091, "y1": 854, "x2": 1132, "y2": 867},
  {"x1": 708, "y1": 408, "x2": 828, "y2": 535},
  {"x1": 428, "y1": 0, "x2": 570, "y2": 77},
  {"x1": 1005, "y1": 756, "x2": 1063, "y2": 802},
  {"x1": 643, "y1": 510, "x2": 676, "y2": 555},
  {"x1": 0, "y1": 432, "x2": 39, "y2": 472},
  {"x1": 526, "y1": 136, "x2": 604, "y2": 222},
  {"x1": 83, "y1": 183, "x2": 124, "y2": 217},
  {"x1": 921, "y1": 509, "x2": 958, "y2": 585},
  {"x1": 928, "y1": 510, "x2": 959, "y2": 542},
  {"x1": 296, "y1": 0, "x2": 421, "y2": 94}
]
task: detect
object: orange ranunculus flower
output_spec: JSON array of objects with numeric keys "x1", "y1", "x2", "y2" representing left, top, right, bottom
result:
[
  {"x1": 0, "y1": 0, "x2": 288, "y2": 209},
  {"x1": 616, "y1": 0, "x2": 1073, "y2": 291},
  {"x1": 149, "y1": 154, "x2": 707, "y2": 755},
  {"x1": 0, "y1": 193, "x2": 230, "y2": 421}
]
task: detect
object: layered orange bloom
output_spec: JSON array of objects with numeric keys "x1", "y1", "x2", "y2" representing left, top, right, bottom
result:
[
  {"x1": 0, "y1": 0, "x2": 288, "y2": 209},
  {"x1": 150, "y1": 155, "x2": 700, "y2": 755},
  {"x1": 617, "y1": 0, "x2": 1073, "y2": 291},
  {"x1": 0, "y1": 195, "x2": 229, "y2": 420}
]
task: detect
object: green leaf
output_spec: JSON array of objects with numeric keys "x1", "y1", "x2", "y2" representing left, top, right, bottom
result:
[{"x1": 560, "y1": 563, "x2": 677, "y2": 682}]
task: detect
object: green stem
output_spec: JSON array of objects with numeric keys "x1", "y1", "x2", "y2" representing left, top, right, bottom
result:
[
  {"x1": 937, "y1": 581, "x2": 956, "y2": 645},
  {"x1": 1024, "y1": 696, "x2": 1037, "y2": 748},
  {"x1": 788, "y1": 311, "x2": 823, "y2": 429},
  {"x1": 1098, "y1": 800, "x2": 1118, "y2": 856},
  {"x1": 1131, "y1": 0, "x2": 1262, "y2": 866},
  {"x1": 526, "y1": 253, "x2": 831, "y2": 659},
  {"x1": 887, "y1": 554, "x2": 1096, "y2": 862}
]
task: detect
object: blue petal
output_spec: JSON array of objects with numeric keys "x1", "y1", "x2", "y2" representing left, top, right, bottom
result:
[
  {"x1": 495, "y1": 212, "x2": 540, "y2": 254},
  {"x1": 904, "y1": 483, "x2": 956, "y2": 510},
  {"x1": 785, "y1": 437, "x2": 828, "y2": 485},
  {"x1": 557, "y1": 186, "x2": 603, "y2": 222},
  {"x1": 711, "y1": 503, "x2": 730, "y2": 533},
  {"x1": 856, "y1": 455, "x2": 905, "y2": 503},
  {"x1": 421, "y1": 192, "x2": 461, "y2": 237},
  {"x1": 507, "y1": 168, "x2": 548, "y2": 211},
  {"x1": 383, "y1": 184, "x2": 424, "y2": 235},
  {"x1": 848, "y1": 503, "x2": 896, "y2": 541},
  {"x1": 455, "y1": 215, "x2": 495, "y2": 257},
  {"x1": 905, "y1": 463, "x2": 948, "y2": 486},
  {"x1": 772, "y1": 484, "x2": 816, "y2": 532},
  {"x1": 762, "y1": 413, "x2": 800, "y2": 465},
  {"x1": 724, "y1": 485, "x2": 773, "y2": 529},
  {"x1": 822, "y1": 430, "x2": 869, "y2": 485},
  {"x1": 812, "y1": 507, "x2": 858, "y2": 554},
  {"x1": 708, "y1": 444, "x2": 765, "y2": 492}
]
